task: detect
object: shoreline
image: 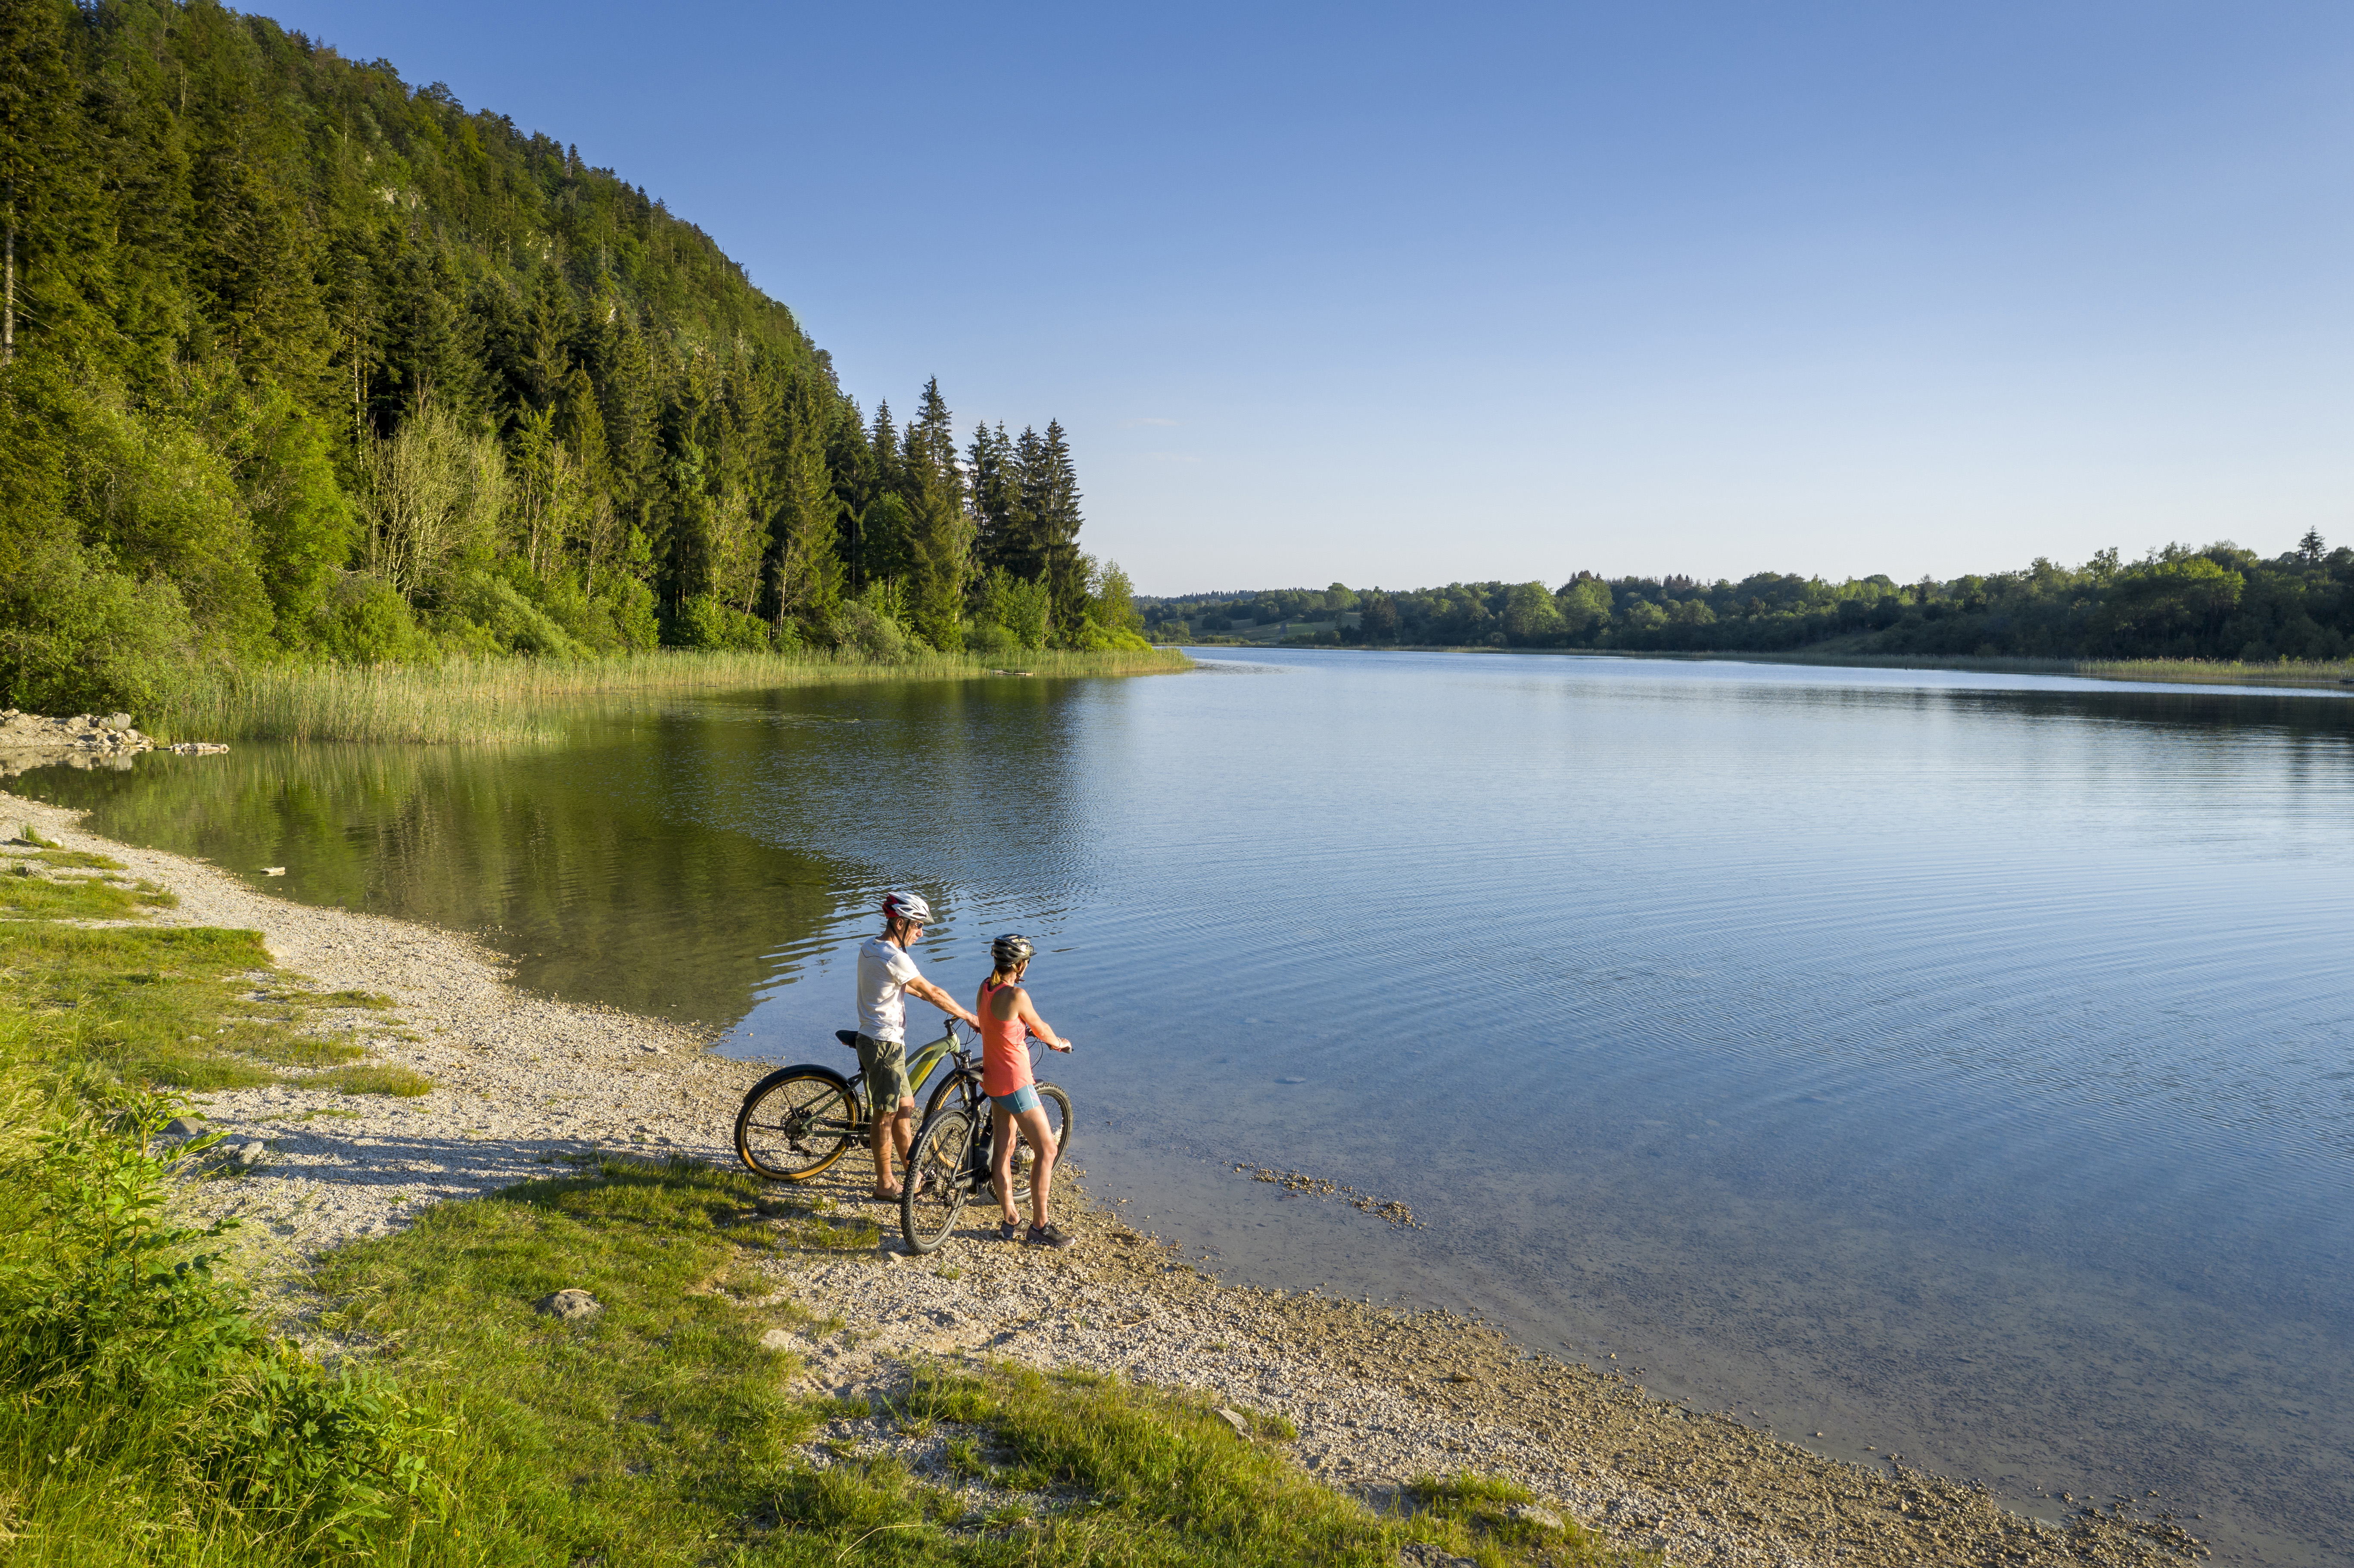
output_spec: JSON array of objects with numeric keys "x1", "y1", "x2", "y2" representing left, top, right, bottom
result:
[
  {"x1": 1176, "y1": 643, "x2": 2354, "y2": 693},
  {"x1": 1, "y1": 789, "x2": 2211, "y2": 1567}
]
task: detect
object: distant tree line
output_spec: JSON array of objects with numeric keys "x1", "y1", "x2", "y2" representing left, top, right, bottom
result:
[
  {"x1": 0, "y1": 0, "x2": 1143, "y2": 716},
  {"x1": 1142, "y1": 535, "x2": 2354, "y2": 664}
]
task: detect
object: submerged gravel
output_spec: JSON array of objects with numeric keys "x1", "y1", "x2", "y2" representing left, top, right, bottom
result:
[{"x1": 4, "y1": 788, "x2": 2208, "y2": 1567}]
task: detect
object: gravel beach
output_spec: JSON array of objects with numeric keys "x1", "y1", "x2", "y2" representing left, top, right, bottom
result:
[{"x1": 3, "y1": 788, "x2": 2208, "y2": 1567}]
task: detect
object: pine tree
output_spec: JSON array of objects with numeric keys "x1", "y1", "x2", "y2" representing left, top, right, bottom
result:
[
  {"x1": 597, "y1": 311, "x2": 662, "y2": 550},
  {"x1": 899, "y1": 379, "x2": 971, "y2": 649},
  {"x1": 970, "y1": 421, "x2": 1034, "y2": 580},
  {"x1": 1032, "y1": 420, "x2": 1087, "y2": 639},
  {"x1": 766, "y1": 370, "x2": 842, "y2": 628}
]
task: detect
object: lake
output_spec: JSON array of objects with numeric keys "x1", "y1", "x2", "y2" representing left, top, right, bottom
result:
[{"x1": 21, "y1": 649, "x2": 2354, "y2": 1565}]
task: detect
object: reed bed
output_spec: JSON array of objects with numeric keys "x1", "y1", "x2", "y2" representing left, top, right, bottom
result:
[{"x1": 157, "y1": 646, "x2": 1190, "y2": 744}]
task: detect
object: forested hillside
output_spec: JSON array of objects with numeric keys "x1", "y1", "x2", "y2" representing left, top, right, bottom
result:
[
  {"x1": 0, "y1": 0, "x2": 1144, "y2": 716},
  {"x1": 1146, "y1": 534, "x2": 2354, "y2": 664}
]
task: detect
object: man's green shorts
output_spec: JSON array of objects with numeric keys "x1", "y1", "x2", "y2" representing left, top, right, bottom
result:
[{"x1": 855, "y1": 1033, "x2": 913, "y2": 1119}]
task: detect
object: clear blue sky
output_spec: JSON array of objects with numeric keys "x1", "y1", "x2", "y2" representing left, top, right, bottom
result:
[{"x1": 264, "y1": 1, "x2": 2354, "y2": 594}]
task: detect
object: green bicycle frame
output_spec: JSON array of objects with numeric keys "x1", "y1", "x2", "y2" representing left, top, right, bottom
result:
[{"x1": 870, "y1": 1023, "x2": 962, "y2": 1120}]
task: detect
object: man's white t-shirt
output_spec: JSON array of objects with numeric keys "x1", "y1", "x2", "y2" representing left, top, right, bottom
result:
[{"x1": 856, "y1": 936, "x2": 923, "y2": 1043}]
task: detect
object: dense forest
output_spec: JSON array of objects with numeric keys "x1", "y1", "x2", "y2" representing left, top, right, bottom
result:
[
  {"x1": 1143, "y1": 533, "x2": 2354, "y2": 664},
  {"x1": 0, "y1": 0, "x2": 1146, "y2": 715}
]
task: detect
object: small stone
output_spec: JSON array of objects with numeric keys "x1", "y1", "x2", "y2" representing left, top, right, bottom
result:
[
  {"x1": 1510, "y1": 1503, "x2": 1564, "y2": 1531},
  {"x1": 759, "y1": 1328, "x2": 794, "y2": 1351},
  {"x1": 1396, "y1": 1545, "x2": 1478, "y2": 1568},
  {"x1": 235, "y1": 1140, "x2": 266, "y2": 1165},
  {"x1": 163, "y1": 1116, "x2": 205, "y2": 1139},
  {"x1": 262, "y1": 867, "x2": 286, "y2": 876},
  {"x1": 641, "y1": 1043, "x2": 665, "y2": 1054},
  {"x1": 535, "y1": 1288, "x2": 602, "y2": 1320},
  {"x1": 105, "y1": 713, "x2": 132, "y2": 730},
  {"x1": 1217, "y1": 1406, "x2": 1251, "y2": 1438}
]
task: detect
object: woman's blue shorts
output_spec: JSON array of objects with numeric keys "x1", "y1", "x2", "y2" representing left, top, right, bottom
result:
[{"x1": 991, "y1": 1085, "x2": 1041, "y2": 1114}]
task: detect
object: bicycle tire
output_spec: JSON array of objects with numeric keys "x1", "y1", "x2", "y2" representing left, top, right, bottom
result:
[
  {"x1": 900, "y1": 1105, "x2": 977, "y2": 1254},
  {"x1": 735, "y1": 1067, "x2": 861, "y2": 1181},
  {"x1": 922, "y1": 1062, "x2": 985, "y2": 1127},
  {"x1": 993, "y1": 1082, "x2": 1073, "y2": 1209}
]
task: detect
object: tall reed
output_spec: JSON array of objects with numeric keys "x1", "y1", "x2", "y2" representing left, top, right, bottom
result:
[{"x1": 156, "y1": 646, "x2": 1190, "y2": 744}]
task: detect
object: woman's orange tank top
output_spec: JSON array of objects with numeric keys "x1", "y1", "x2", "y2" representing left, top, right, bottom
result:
[{"x1": 979, "y1": 977, "x2": 1031, "y2": 1098}]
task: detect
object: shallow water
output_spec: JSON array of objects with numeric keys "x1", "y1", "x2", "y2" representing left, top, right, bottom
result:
[{"x1": 24, "y1": 651, "x2": 2354, "y2": 1564}]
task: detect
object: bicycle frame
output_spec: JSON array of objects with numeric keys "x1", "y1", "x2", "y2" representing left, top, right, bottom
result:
[{"x1": 847, "y1": 1020, "x2": 967, "y2": 1125}]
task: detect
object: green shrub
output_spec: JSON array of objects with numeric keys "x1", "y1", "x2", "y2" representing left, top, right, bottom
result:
[
  {"x1": 307, "y1": 572, "x2": 439, "y2": 666},
  {"x1": 671, "y1": 592, "x2": 772, "y2": 651},
  {"x1": 433, "y1": 567, "x2": 592, "y2": 660},
  {"x1": 833, "y1": 599, "x2": 908, "y2": 660},
  {"x1": 0, "y1": 536, "x2": 200, "y2": 717},
  {"x1": 964, "y1": 618, "x2": 1023, "y2": 656},
  {"x1": 0, "y1": 1089, "x2": 252, "y2": 1398}
]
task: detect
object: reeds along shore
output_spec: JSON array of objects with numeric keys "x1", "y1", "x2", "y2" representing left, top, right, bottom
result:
[{"x1": 156, "y1": 647, "x2": 1193, "y2": 745}]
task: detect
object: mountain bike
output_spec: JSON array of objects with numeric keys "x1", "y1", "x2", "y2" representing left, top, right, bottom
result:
[
  {"x1": 901, "y1": 1033, "x2": 1072, "y2": 1254},
  {"x1": 734, "y1": 1022, "x2": 981, "y2": 1182}
]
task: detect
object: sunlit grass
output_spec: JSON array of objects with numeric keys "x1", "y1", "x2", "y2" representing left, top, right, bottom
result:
[{"x1": 156, "y1": 647, "x2": 1192, "y2": 744}]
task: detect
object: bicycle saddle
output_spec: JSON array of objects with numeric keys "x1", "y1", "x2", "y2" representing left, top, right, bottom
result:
[{"x1": 835, "y1": 1030, "x2": 860, "y2": 1049}]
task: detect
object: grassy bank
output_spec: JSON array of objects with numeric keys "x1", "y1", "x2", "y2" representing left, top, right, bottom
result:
[
  {"x1": 152, "y1": 647, "x2": 1192, "y2": 745},
  {"x1": 0, "y1": 821, "x2": 1625, "y2": 1568}
]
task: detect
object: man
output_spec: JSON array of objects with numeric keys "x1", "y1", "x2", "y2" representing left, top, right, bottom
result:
[{"x1": 856, "y1": 890, "x2": 979, "y2": 1199}]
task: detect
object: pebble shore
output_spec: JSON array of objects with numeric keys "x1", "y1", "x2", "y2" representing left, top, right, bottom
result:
[{"x1": 2, "y1": 788, "x2": 2208, "y2": 1568}]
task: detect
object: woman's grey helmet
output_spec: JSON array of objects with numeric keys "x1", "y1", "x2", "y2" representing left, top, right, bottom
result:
[
  {"x1": 991, "y1": 933, "x2": 1034, "y2": 968},
  {"x1": 881, "y1": 891, "x2": 934, "y2": 925}
]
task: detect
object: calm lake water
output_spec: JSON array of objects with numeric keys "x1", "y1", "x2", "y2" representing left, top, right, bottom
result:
[{"x1": 22, "y1": 650, "x2": 2354, "y2": 1564}]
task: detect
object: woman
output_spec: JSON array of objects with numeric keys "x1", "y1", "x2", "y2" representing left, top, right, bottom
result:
[{"x1": 975, "y1": 933, "x2": 1076, "y2": 1247}]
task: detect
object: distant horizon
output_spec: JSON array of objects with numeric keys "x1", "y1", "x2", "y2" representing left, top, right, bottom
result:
[
  {"x1": 261, "y1": 2, "x2": 2354, "y2": 594},
  {"x1": 1126, "y1": 528, "x2": 2327, "y2": 601}
]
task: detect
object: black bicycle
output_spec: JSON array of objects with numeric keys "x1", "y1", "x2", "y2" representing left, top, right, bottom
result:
[
  {"x1": 735, "y1": 1022, "x2": 968, "y2": 1182},
  {"x1": 900, "y1": 1033, "x2": 1072, "y2": 1254}
]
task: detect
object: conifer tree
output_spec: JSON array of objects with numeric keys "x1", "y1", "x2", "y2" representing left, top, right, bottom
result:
[
  {"x1": 1032, "y1": 420, "x2": 1088, "y2": 639},
  {"x1": 899, "y1": 378, "x2": 971, "y2": 649},
  {"x1": 767, "y1": 371, "x2": 843, "y2": 629}
]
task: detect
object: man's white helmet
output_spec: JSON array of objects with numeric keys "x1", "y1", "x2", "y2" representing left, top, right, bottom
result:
[{"x1": 881, "y1": 890, "x2": 934, "y2": 925}]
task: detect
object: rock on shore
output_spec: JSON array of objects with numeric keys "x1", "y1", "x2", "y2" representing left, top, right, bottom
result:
[{"x1": 0, "y1": 710, "x2": 227, "y2": 778}]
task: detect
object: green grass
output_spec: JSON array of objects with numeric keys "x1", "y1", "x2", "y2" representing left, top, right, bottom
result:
[
  {"x1": 290, "y1": 1157, "x2": 1630, "y2": 1567},
  {"x1": 0, "y1": 921, "x2": 385, "y2": 1090},
  {"x1": 156, "y1": 647, "x2": 1192, "y2": 744},
  {"x1": 308, "y1": 1062, "x2": 435, "y2": 1098}
]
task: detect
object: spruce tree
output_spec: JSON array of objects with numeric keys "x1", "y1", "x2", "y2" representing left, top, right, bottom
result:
[{"x1": 1033, "y1": 420, "x2": 1088, "y2": 639}]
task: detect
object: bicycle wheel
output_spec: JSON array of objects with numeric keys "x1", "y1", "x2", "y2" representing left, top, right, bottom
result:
[
  {"x1": 900, "y1": 1106, "x2": 977, "y2": 1254},
  {"x1": 922, "y1": 1063, "x2": 984, "y2": 1128},
  {"x1": 735, "y1": 1067, "x2": 861, "y2": 1181},
  {"x1": 995, "y1": 1083, "x2": 1073, "y2": 1209}
]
